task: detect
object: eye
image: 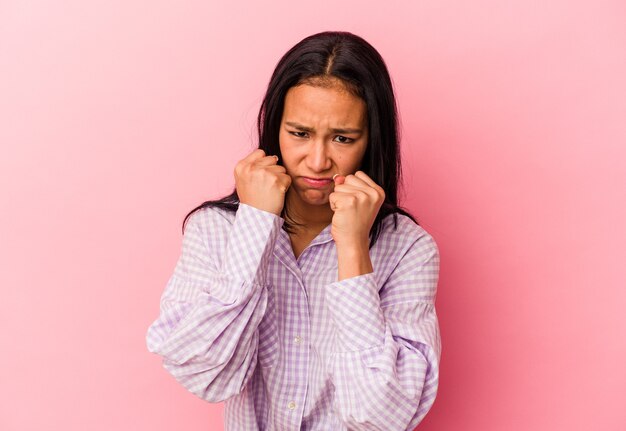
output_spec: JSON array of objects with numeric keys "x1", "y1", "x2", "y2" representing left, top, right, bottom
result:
[
  {"x1": 334, "y1": 135, "x2": 354, "y2": 144},
  {"x1": 289, "y1": 131, "x2": 308, "y2": 138}
]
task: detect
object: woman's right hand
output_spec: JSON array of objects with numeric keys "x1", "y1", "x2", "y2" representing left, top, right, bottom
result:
[{"x1": 234, "y1": 149, "x2": 292, "y2": 216}]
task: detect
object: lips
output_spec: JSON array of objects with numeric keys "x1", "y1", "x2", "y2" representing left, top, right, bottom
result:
[{"x1": 302, "y1": 177, "x2": 332, "y2": 188}]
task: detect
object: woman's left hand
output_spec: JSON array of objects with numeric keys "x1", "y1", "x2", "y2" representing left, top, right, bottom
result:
[{"x1": 329, "y1": 170, "x2": 385, "y2": 249}]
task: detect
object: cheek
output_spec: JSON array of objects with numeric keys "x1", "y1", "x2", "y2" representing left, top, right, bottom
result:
[
  {"x1": 278, "y1": 148, "x2": 298, "y2": 173},
  {"x1": 342, "y1": 148, "x2": 366, "y2": 170},
  {"x1": 278, "y1": 139, "x2": 291, "y2": 165},
  {"x1": 281, "y1": 142, "x2": 307, "y2": 162},
  {"x1": 278, "y1": 133, "x2": 286, "y2": 156}
]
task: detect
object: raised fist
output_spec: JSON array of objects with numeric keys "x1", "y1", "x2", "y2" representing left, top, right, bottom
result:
[{"x1": 234, "y1": 148, "x2": 292, "y2": 215}]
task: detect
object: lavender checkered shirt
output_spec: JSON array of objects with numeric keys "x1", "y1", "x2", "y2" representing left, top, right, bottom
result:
[{"x1": 146, "y1": 203, "x2": 441, "y2": 430}]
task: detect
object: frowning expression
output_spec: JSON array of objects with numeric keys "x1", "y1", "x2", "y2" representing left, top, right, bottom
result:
[{"x1": 279, "y1": 79, "x2": 368, "y2": 208}]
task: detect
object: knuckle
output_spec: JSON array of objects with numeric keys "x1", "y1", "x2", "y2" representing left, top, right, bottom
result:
[
  {"x1": 247, "y1": 169, "x2": 257, "y2": 180},
  {"x1": 355, "y1": 191, "x2": 367, "y2": 200},
  {"x1": 234, "y1": 163, "x2": 242, "y2": 176}
]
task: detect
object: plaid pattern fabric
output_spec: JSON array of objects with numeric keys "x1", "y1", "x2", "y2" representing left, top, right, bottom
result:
[{"x1": 146, "y1": 203, "x2": 441, "y2": 430}]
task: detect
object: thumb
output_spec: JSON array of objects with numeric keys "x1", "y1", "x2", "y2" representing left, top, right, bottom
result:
[{"x1": 332, "y1": 173, "x2": 346, "y2": 185}]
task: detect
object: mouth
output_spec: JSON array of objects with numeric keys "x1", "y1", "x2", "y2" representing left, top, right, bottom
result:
[{"x1": 302, "y1": 177, "x2": 333, "y2": 188}]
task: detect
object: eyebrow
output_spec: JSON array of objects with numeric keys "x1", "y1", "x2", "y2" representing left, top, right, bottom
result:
[{"x1": 285, "y1": 121, "x2": 363, "y2": 134}]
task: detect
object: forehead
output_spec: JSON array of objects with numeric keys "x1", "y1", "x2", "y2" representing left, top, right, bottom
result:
[{"x1": 282, "y1": 82, "x2": 367, "y2": 127}]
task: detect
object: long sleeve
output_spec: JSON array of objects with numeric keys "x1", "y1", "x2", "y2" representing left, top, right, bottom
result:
[
  {"x1": 324, "y1": 229, "x2": 441, "y2": 430},
  {"x1": 145, "y1": 203, "x2": 284, "y2": 402}
]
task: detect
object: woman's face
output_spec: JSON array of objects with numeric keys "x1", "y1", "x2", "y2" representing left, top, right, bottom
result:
[{"x1": 279, "y1": 80, "x2": 369, "y2": 209}]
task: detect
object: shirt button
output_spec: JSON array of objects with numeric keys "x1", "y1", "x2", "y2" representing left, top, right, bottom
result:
[
  {"x1": 287, "y1": 401, "x2": 296, "y2": 410},
  {"x1": 294, "y1": 335, "x2": 302, "y2": 344}
]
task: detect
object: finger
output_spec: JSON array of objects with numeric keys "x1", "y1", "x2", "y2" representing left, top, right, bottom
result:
[
  {"x1": 278, "y1": 174, "x2": 292, "y2": 193},
  {"x1": 354, "y1": 170, "x2": 383, "y2": 191},
  {"x1": 332, "y1": 183, "x2": 366, "y2": 194},
  {"x1": 329, "y1": 192, "x2": 360, "y2": 211},
  {"x1": 334, "y1": 180, "x2": 378, "y2": 198},
  {"x1": 332, "y1": 187, "x2": 375, "y2": 206},
  {"x1": 328, "y1": 192, "x2": 339, "y2": 211},
  {"x1": 242, "y1": 148, "x2": 267, "y2": 162},
  {"x1": 342, "y1": 173, "x2": 371, "y2": 189},
  {"x1": 263, "y1": 164, "x2": 287, "y2": 173},
  {"x1": 332, "y1": 173, "x2": 346, "y2": 185},
  {"x1": 254, "y1": 154, "x2": 280, "y2": 167}
]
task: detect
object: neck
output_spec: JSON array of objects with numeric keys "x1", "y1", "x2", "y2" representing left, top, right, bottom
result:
[{"x1": 284, "y1": 189, "x2": 333, "y2": 233}]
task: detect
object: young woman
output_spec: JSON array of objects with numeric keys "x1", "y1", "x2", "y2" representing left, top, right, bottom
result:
[{"x1": 146, "y1": 31, "x2": 441, "y2": 430}]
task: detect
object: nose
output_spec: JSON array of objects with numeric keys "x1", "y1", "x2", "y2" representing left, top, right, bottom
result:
[{"x1": 305, "y1": 138, "x2": 332, "y2": 173}]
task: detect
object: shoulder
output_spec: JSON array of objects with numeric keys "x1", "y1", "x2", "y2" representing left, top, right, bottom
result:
[
  {"x1": 183, "y1": 204, "x2": 238, "y2": 246},
  {"x1": 377, "y1": 212, "x2": 439, "y2": 255}
]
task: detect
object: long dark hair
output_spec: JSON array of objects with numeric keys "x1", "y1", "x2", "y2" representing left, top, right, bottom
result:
[{"x1": 182, "y1": 30, "x2": 418, "y2": 249}]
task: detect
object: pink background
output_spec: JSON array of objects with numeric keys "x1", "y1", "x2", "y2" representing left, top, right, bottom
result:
[{"x1": 1, "y1": 1, "x2": 625, "y2": 430}]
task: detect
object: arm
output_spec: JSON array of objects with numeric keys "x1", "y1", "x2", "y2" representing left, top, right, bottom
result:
[
  {"x1": 325, "y1": 229, "x2": 441, "y2": 430},
  {"x1": 145, "y1": 203, "x2": 283, "y2": 402}
]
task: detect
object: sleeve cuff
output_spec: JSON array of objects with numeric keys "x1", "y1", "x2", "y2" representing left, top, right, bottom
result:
[
  {"x1": 324, "y1": 272, "x2": 386, "y2": 352},
  {"x1": 221, "y1": 203, "x2": 284, "y2": 286}
]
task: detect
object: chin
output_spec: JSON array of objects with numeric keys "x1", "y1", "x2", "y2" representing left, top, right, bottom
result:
[
  {"x1": 299, "y1": 189, "x2": 330, "y2": 206},
  {"x1": 305, "y1": 198, "x2": 329, "y2": 206}
]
